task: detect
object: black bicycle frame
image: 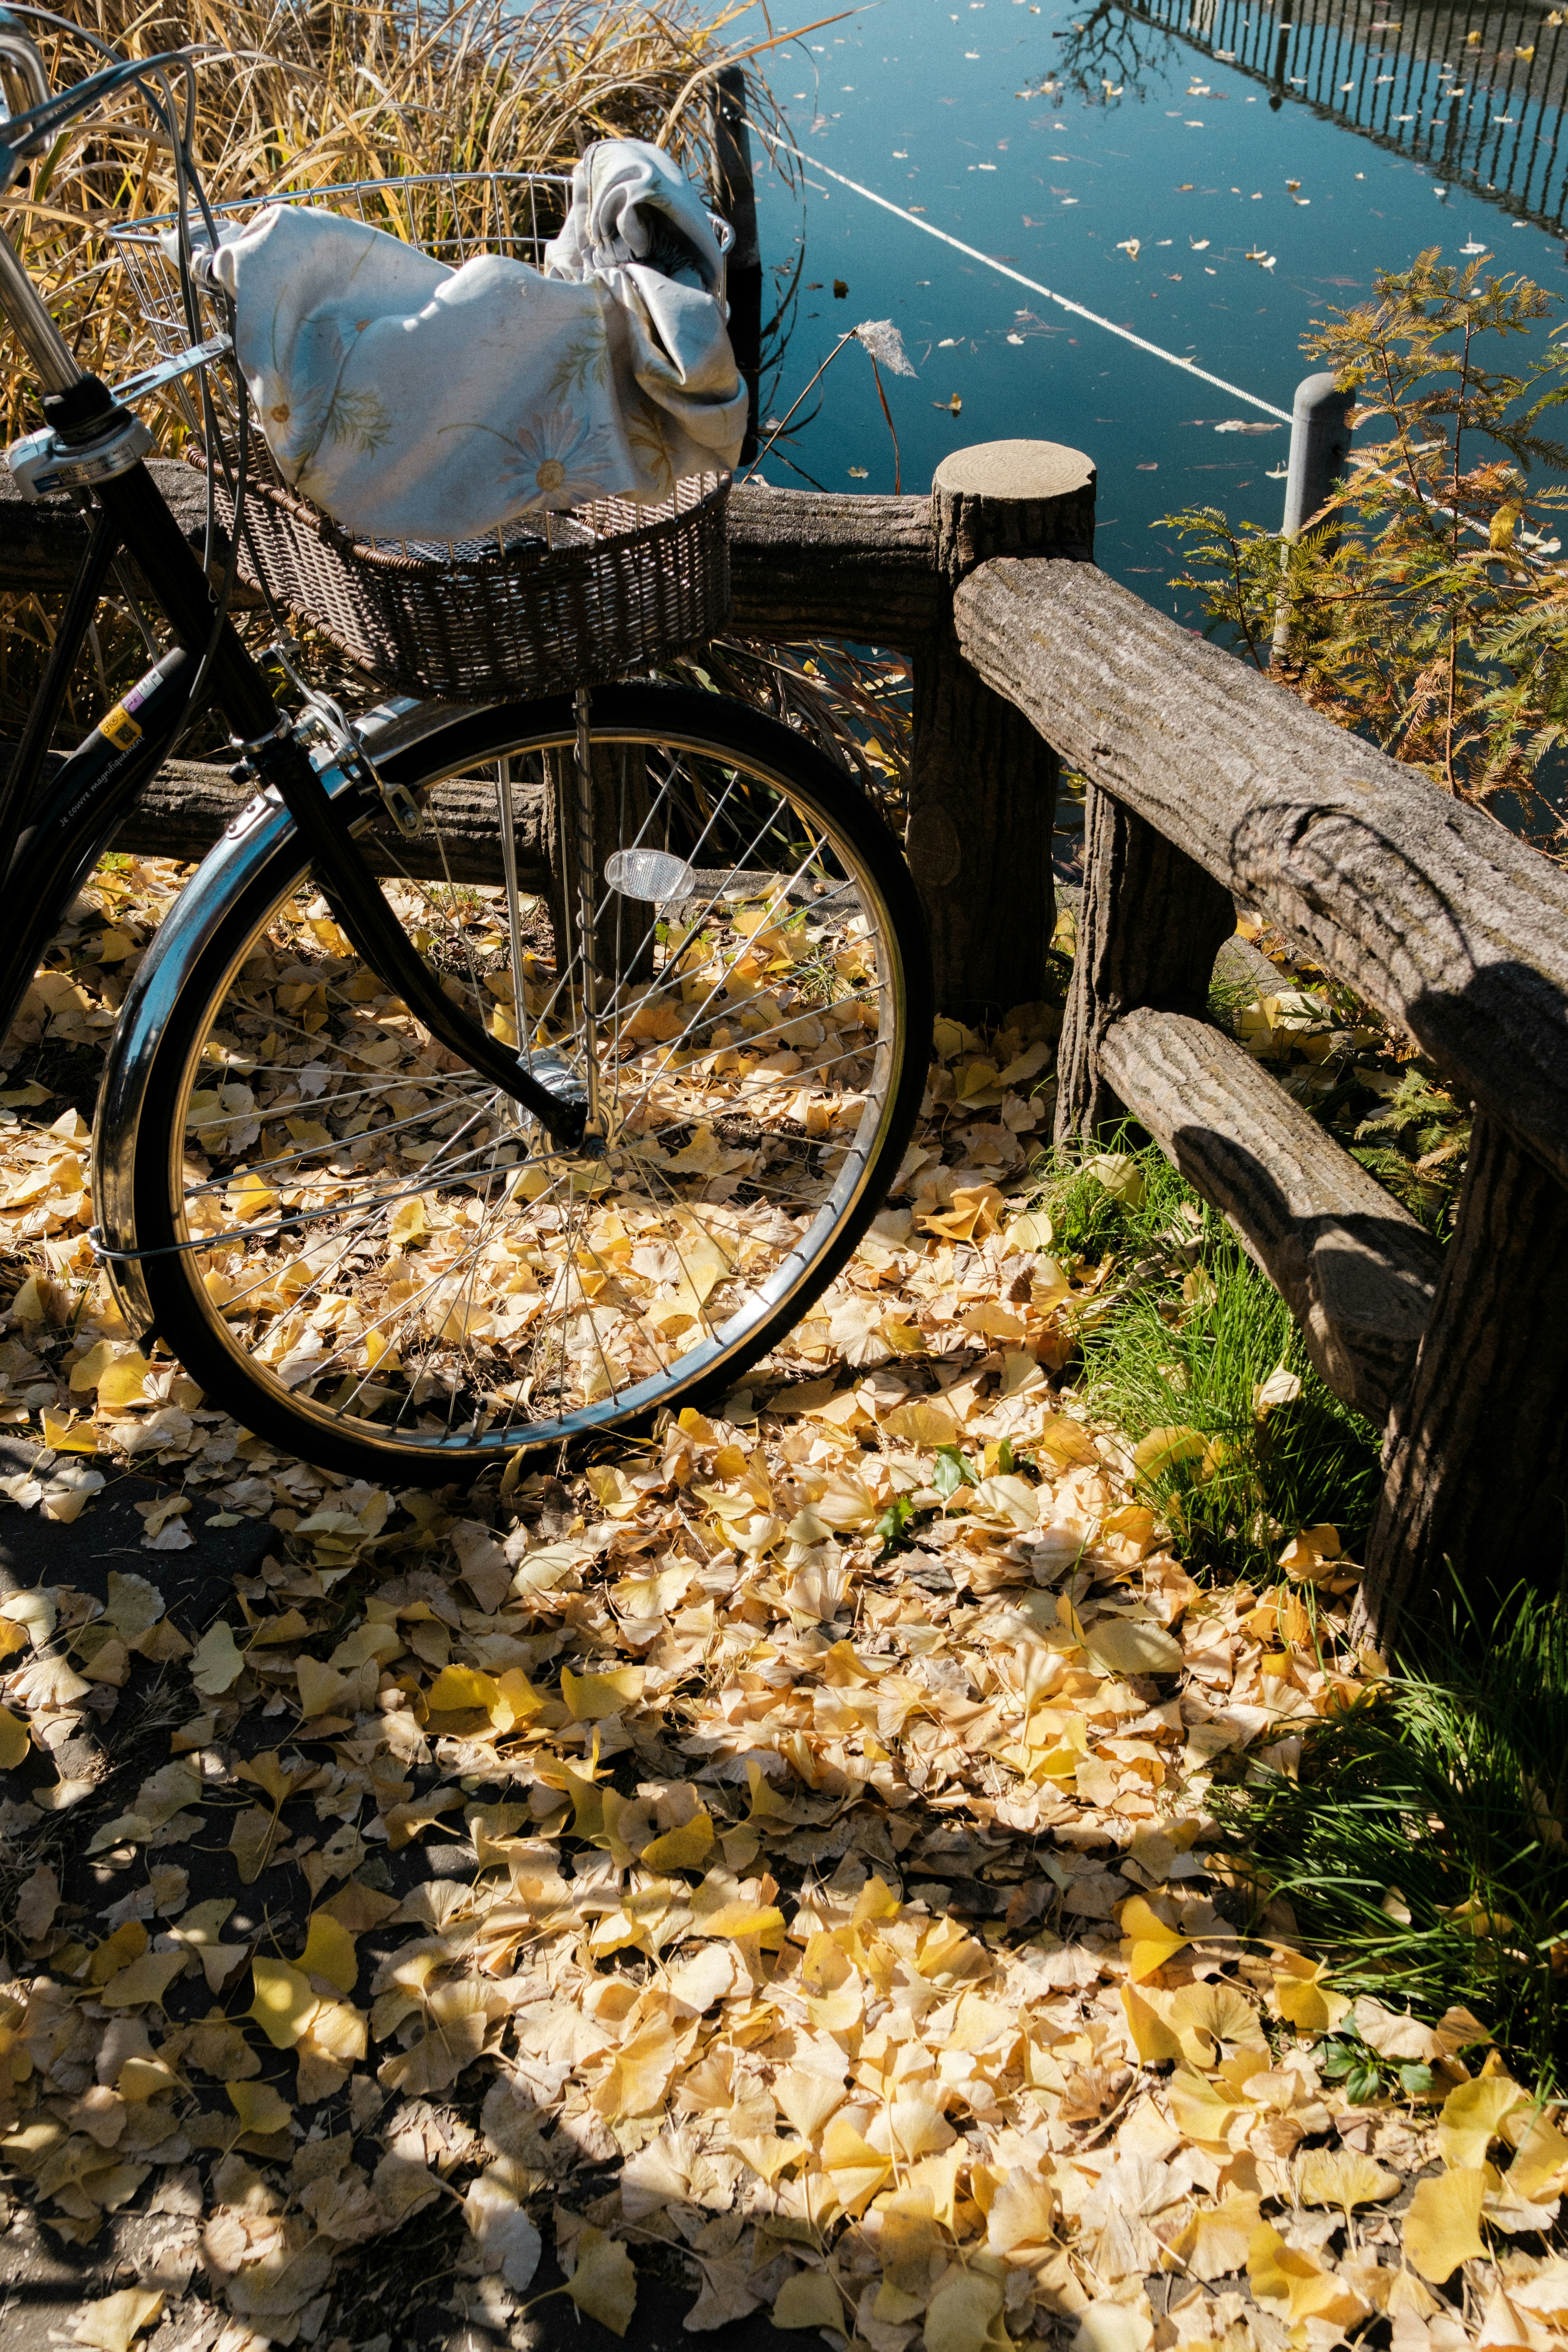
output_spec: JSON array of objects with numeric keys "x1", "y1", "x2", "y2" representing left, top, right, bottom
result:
[{"x1": 0, "y1": 406, "x2": 589, "y2": 1149}]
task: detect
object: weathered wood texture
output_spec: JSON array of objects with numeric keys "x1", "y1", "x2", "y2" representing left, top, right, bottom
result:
[
  {"x1": 1055, "y1": 792, "x2": 1236, "y2": 1139},
  {"x1": 725, "y1": 483, "x2": 942, "y2": 642},
  {"x1": 904, "y1": 444, "x2": 1097, "y2": 1014},
  {"x1": 954, "y1": 555, "x2": 1568, "y2": 1190},
  {"x1": 102, "y1": 759, "x2": 550, "y2": 886},
  {"x1": 1360, "y1": 1111, "x2": 1568, "y2": 1643},
  {"x1": 0, "y1": 460, "x2": 264, "y2": 607},
  {"x1": 907, "y1": 650, "x2": 1057, "y2": 1016},
  {"x1": 1100, "y1": 1007, "x2": 1443, "y2": 1424},
  {"x1": 0, "y1": 467, "x2": 945, "y2": 643}
]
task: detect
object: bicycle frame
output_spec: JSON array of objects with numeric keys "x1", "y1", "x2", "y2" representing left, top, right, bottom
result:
[{"x1": 0, "y1": 58, "x2": 593, "y2": 1149}]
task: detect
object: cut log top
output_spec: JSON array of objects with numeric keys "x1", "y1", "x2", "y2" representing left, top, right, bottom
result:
[
  {"x1": 954, "y1": 553, "x2": 1568, "y2": 1190},
  {"x1": 932, "y1": 439, "x2": 1096, "y2": 580}
]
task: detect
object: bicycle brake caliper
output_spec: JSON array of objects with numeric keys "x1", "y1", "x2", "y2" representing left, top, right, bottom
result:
[{"x1": 263, "y1": 638, "x2": 423, "y2": 835}]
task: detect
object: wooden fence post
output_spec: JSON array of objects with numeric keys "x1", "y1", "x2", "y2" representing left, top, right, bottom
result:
[
  {"x1": 910, "y1": 440, "x2": 1095, "y2": 1019},
  {"x1": 713, "y1": 65, "x2": 762, "y2": 464},
  {"x1": 1054, "y1": 792, "x2": 1236, "y2": 1144},
  {"x1": 1360, "y1": 1111, "x2": 1568, "y2": 1649}
]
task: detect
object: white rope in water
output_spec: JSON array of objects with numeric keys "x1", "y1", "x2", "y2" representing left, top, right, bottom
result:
[
  {"x1": 757, "y1": 129, "x2": 1568, "y2": 563},
  {"x1": 757, "y1": 128, "x2": 1293, "y2": 423}
]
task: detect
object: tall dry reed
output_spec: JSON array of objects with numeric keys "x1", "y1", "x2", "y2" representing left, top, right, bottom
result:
[{"x1": 1, "y1": 0, "x2": 777, "y2": 437}]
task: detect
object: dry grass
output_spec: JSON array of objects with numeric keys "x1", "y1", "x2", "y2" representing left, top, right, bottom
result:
[{"x1": 3, "y1": 0, "x2": 782, "y2": 439}]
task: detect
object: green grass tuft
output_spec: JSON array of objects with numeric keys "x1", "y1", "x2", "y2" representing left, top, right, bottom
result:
[
  {"x1": 1216, "y1": 1582, "x2": 1568, "y2": 2087},
  {"x1": 1031, "y1": 1134, "x2": 1381, "y2": 1579}
]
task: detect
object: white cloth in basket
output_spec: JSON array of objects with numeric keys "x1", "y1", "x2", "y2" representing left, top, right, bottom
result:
[{"x1": 192, "y1": 140, "x2": 746, "y2": 543}]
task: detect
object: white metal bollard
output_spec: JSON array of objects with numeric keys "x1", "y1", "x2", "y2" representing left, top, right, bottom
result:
[{"x1": 1272, "y1": 370, "x2": 1354, "y2": 662}]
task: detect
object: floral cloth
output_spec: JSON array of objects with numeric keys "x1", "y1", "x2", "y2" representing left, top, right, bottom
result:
[{"x1": 193, "y1": 140, "x2": 745, "y2": 542}]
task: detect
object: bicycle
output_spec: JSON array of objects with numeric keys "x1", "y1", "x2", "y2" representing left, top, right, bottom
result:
[{"x1": 0, "y1": 9, "x2": 932, "y2": 1479}]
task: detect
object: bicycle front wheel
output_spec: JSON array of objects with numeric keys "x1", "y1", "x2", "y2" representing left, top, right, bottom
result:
[{"x1": 105, "y1": 685, "x2": 932, "y2": 1478}]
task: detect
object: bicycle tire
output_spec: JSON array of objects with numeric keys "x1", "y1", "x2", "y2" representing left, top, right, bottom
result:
[{"x1": 99, "y1": 684, "x2": 933, "y2": 1479}]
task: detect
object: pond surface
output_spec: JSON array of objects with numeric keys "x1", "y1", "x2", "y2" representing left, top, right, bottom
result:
[{"x1": 748, "y1": 0, "x2": 1568, "y2": 608}]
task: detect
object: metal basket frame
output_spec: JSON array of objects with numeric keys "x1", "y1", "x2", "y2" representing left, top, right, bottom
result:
[{"x1": 104, "y1": 169, "x2": 734, "y2": 701}]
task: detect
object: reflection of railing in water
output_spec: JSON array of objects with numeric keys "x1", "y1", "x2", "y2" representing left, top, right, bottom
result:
[{"x1": 1115, "y1": 0, "x2": 1568, "y2": 235}]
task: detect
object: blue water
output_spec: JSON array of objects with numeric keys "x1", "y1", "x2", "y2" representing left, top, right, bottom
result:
[{"x1": 748, "y1": 0, "x2": 1568, "y2": 606}]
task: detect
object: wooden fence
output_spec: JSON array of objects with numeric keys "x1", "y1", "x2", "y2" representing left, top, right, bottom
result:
[{"x1": 2, "y1": 440, "x2": 1565, "y2": 1647}]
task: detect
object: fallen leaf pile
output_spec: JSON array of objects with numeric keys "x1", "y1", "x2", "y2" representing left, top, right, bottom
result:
[{"x1": 0, "y1": 858, "x2": 1559, "y2": 2352}]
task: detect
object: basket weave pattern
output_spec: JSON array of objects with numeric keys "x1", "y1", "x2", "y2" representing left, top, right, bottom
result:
[{"x1": 204, "y1": 454, "x2": 733, "y2": 701}]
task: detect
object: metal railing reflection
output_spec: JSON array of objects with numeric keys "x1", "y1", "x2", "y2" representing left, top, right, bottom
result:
[{"x1": 1070, "y1": 0, "x2": 1568, "y2": 236}]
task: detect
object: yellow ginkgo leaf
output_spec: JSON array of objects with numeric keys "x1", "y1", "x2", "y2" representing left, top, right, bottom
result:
[
  {"x1": 1075, "y1": 2305, "x2": 1155, "y2": 2352},
  {"x1": 98, "y1": 1949, "x2": 186, "y2": 2011},
  {"x1": 924, "y1": 2267, "x2": 1004, "y2": 2352},
  {"x1": 1168, "y1": 2193, "x2": 1262, "y2": 2282},
  {"x1": 298, "y1": 1911, "x2": 358, "y2": 1993},
  {"x1": 745, "y1": 1760, "x2": 792, "y2": 1822},
  {"x1": 189, "y1": 1621, "x2": 245, "y2": 1697},
  {"x1": 1169, "y1": 1979, "x2": 1266, "y2": 2053},
  {"x1": 567, "y1": 2229, "x2": 637, "y2": 2336},
  {"x1": 773, "y1": 2273, "x2": 846, "y2": 2332},
  {"x1": 249, "y1": 1956, "x2": 319, "y2": 2050},
  {"x1": 1085, "y1": 1615, "x2": 1184, "y2": 1675},
  {"x1": 227, "y1": 2079, "x2": 294, "y2": 2137},
  {"x1": 388, "y1": 1198, "x2": 426, "y2": 1246},
  {"x1": 732, "y1": 2135, "x2": 806, "y2": 2183},
  {"x1": 1167, "y1": 2067, "x2": 1251, "y2": 2149},
  {"x1": 1439, "y1": 2074, "x2": 1530, "y2": 2170},
  {"x1": 639, "y1": 1809, "x2": 714, "y2": 1873},
  {"x1": 69, "y1": 2285, "x2": 166, "y2": 2352},
  {"x1": 775, "y1": 2068, "x2": 845, "y2": 2141},
  {"x1": 820, "y1": 2113, "x2": 891, "y2": 2176},
  {"x1": 1271, "y1": 1951, "x2": 1352, "y2": 2032},
  {"x1": 1248, "y1": 2226, "x2": 1370, "y2": 2326},
  {"x1": 492, "y1": 1668, "x2": 546, "y2": 1732},
  {"x1": 0, "y1": 1704, "x2": 29, "y2": 1769},
  {"x1": 96, "y1": 1351, "x2": 151, "y2": 1410},
  {"x1": 41, "y1": 1408, "x2": 99, "y2": 1453},
  {"x1": 89, "y1": 1919, "x2": 148, "y2": 1984},
  {"x1": 1297, "y1": 2149, "x2": 1401, "y2": 2217},
  {"x1": 1118, "y1": 1895, "x2": 1190, "y2": 1982},
  {"x1": 295, "y1": 1655, "x2": 350, "y2": 1718},
  {"x1": 561, "y1": 1664, "x2": 645, "y2": 1720},
  {"x1": 425, "y1": 1663, "x2": 501, "y2": 1715},
  {"x1": 1121, "y1": 1982, "x2": 1182, "y2": 2065},
  {"x1": 117, "y1": 2057, "x2": 181, "y2": 2103},
  {"x1": 694, "y1": 1896, "x2": 784, "y2": 1940},
  {"x1": 803, "y1": 1984, "x2": 863, "y2": 2034},
  {"x1": 1402, "y1": 2168, "x2": 1488, "y2": 2283},
  {"x1": 1132, "y1": 1424, "x2": 1208, "y2": 1481},
  {"x1": 1506, "y1": 2111, "x2": 1568, "y2": 2201}
]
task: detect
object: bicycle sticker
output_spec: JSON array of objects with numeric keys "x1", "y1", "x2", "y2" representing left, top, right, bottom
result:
[{"x1": 99, "y1": 703, "x2": 143, "y2": 751}]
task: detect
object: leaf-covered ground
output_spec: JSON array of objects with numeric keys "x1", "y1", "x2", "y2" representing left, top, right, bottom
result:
[{"x1": 0, "y1": 859, "x2": 1560, "y2": 2352}]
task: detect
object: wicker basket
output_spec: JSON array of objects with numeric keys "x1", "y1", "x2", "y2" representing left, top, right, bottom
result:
[
  {"x1": 205, "y1": 448, "x2": 732, "y2": 701},
  {"x1": 110, "y1": 172, "x2": 733, "y2": 699}
]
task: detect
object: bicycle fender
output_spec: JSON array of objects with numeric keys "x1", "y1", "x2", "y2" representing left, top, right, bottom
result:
[{"x1": 91, "y1": 737, "x2": 381, "y2": 1339}]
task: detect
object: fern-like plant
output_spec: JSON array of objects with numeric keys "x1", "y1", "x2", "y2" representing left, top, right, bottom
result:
[{"x1": 1162, "y1": 250, "x2": 1568, "y2": 847}]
